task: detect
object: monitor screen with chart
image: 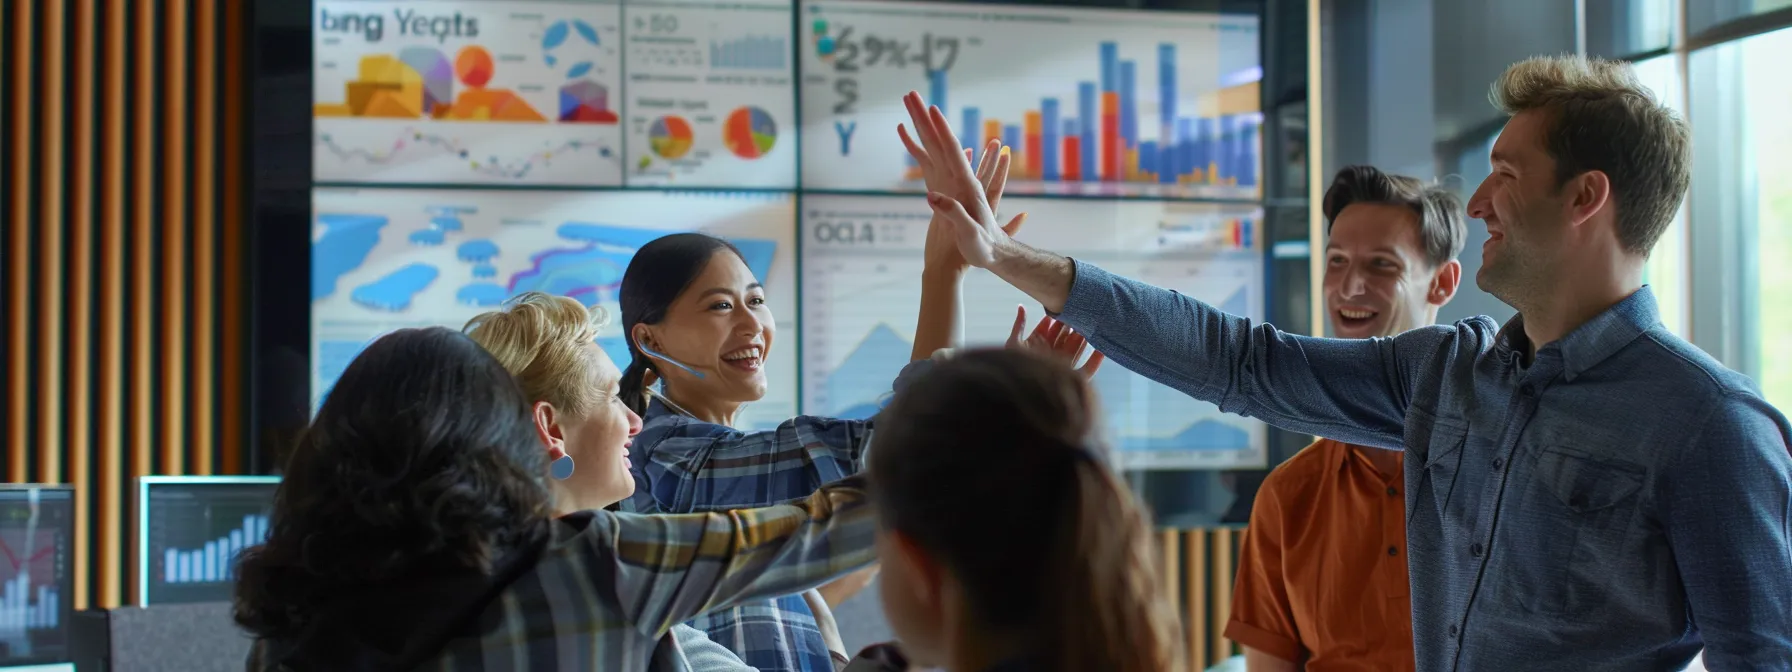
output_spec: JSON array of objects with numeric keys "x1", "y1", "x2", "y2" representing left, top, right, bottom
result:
[
  {"x1": 136, "y1": 477, "x2": 281, "y2": 607},
  {"x1": 0, "y1": 485, "x2": 75, "y2": 666}
]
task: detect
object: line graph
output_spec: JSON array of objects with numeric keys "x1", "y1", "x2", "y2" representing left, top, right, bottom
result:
[{"x1": 317, "y1": 127, "x2": 616, "y2": 181}]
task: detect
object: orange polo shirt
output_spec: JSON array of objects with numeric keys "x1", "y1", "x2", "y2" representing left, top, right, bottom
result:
[{"x1": 1225, "y1": 439, "x2": 1413, "y2": 672}]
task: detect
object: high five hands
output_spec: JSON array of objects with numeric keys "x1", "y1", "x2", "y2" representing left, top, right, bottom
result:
[
  {"x1": 1007, "y1": 307, "x2": 1104, "y2": 380},
  {"x1": 898, "y1": 91, "x2": 1021, "y2": 269}
]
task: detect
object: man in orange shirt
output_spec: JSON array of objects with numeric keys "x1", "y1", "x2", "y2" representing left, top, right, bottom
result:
[{"x1": 1225, "y1": 165, "x2": 1466, "y2": 672}]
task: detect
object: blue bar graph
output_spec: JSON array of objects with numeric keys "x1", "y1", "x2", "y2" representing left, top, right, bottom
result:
[
  {"x1": 0, "y1": 574, "x2": 57, "y2": 633},
  {"x1": 709, "y1": 36, "x2": 786, "y2": 70},
  {"x1": 1099, "y1": 42, "x2": 1118, "y2": 93},
  {"x1": 897, "y1": 39, "x2": 1258, "y2": 193},
  {"x1": 1159, "y1": 44, "x2": 1177, "y2": 184},
  {"x1": 1041, "y1": 98, "x2": 1060, "y2": 181},
  {"x1": 1118, "y1": 61, "x2": 1137, "y2": 150},
  {"x1": 1077, "y1": 82, "x2": 1096, "y2": 180},
  {"x1": 963, "y1": 108, "x2": 980, "y2": 164},
  {"x1": 163, "y1": 513, "x2": 267, "y2": 585}
]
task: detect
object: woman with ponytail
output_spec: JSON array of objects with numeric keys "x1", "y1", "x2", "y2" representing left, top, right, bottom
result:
[
  {"x1": 862, "y1": 348, "x2": 1182, "y2": 672},
  {"x1": 612, "y1": 139, "x2": 1094, "y2": 672}
]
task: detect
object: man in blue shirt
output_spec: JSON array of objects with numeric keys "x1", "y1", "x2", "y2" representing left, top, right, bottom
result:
[{"x1": 895, "y1": 54, "x2": 1792, "y2": 671}]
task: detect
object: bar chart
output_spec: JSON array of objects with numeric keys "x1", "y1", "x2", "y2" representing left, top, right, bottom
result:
[
  {"x1": 143, "y1": 481, "x2": 279, "y2": 605},
  {"x1": 160, "y1": 513, "x2": 267, "y2": 585},
  {"x1": 710, "y1": 36, "x2": 787, "y2": 70},
  {"x1": 904, "y1": 43, "x2": 1263, "y2": 196},
  {"x1": 801, "y1": 0, "x2": 1261, "y2": 199},
  {"x1": 0, "y1": 574, "x2": 58, "y2": 633}
]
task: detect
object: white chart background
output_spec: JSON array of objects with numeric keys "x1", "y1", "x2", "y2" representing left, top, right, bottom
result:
[
  {"x1": 797, "y1": 0, "x2": 1259, "y2": 197},
  {"x1": 313, "y1": 0, "x2": 626, "y2": 186},
  {"x1": 622, "y1": 0, "x2": 798, "y2": 188},
  {"x1": 311, "y1": 188, "x2": 799, "y2": 429},
  {"x1": 800, "y1": 194, "x2": 1269, "y2": 469}
]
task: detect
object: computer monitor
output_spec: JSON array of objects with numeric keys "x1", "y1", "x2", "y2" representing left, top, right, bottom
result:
[
  {"x1": 135, "y1": 476, "x2": 280, "y2": 607},
  {"x1": 0, "y1": 484, "x2": 75, "y2": 666}
]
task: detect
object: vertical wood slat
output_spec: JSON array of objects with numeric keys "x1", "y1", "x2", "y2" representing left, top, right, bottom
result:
[
  {"x1": 160, "y1": 0, "x2": 189, "y2": 476},
  {"x1": 1165, "y1": 528, "x2": 1247, "y2": 670},
  {"x1": 7, "y1": 0, "x2": 35, "y2": 482},
  {"x1": 97, "y1": 0, "x2": 129, "y2": 612},
  {"x1": 38, "y1": 0, "x2": 67, "y2": 488},
  {"x1": 68, "y1": 0, "x2": 99, "y2": 611},
  {"x1": 4, "y1": 0, "x2": 249, "y2": 609},
  {"x1": 220, "y1": 0, "x2": 246, "y2": 476},
  {"x1": 192, "y1": 0, "x2": 218, "y2": 476}
]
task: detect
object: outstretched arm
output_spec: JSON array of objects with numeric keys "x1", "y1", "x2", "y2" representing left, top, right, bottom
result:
[
  {"x1": 899, "y1": 90, "x2": 1445, "y2": 447},
  {"x1": 907, "y1": 137, "x2": 1017, "y2": 361},
  {"x1": 588, "y1": 475, "x2": 878, "y2": 639}
]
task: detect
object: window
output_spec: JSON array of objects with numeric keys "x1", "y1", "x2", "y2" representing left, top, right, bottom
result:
[
  {"x1": 1690, "y1": 0, "x2": 1792, "y2": 37},
  {"x1": 1586, "y1": 0, "x2": 1675, "y2": 58},
  {"x1": 1691, "y1": 26, "x2": 1792, "y2": 408},
  {"x1": 1631, "y1": 55, "x2": 1689, "y2": 339}
]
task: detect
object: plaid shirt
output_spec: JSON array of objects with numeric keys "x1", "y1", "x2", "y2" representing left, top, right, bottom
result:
[
  {"x1": 621, "y1": 397, "x2": 877, "y2": 672},
  {"x1": 247, "y1": 476, "x2": 876, "y2": 671}
]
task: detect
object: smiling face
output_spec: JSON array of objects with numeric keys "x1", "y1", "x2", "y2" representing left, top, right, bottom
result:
[
  {"x1": 554, "y1": 344, "x2": 644, "y2": 508},
  {"x1": 634, "y1": 249, "x2": 775, "y2": 404},
  {"x1": 1468, "y1": 110, "x2": 1576, "y2": 307},
  {"x1": 1324, "y1": 203, "x2": 1457, "y2": 339}
]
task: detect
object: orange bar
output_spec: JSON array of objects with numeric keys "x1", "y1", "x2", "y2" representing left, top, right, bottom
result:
[
  {"x1": 70, "y1": 0, "x2": 99, "y2": 609},
  {"x1": 1063, "y1": 136, "x2": 1081, "y2": 182},
  {"x1": 100, "y1": 0, "x2": 128, "y2": 610},
  {"x1": 8, "y1": 0, "x2": 34, "y2": 481},
  {"x1": 983, "y1": 120, "x2": 1001, "y2": 152},
  {"x1": 1023, "y1": 111, "x2": 1042, "y2": 182}
]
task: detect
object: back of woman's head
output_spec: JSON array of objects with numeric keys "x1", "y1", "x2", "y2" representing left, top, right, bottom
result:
[
  {"x1": 616, "y1": 232, "x2": 746, "y2": 413},
  {"x1": 463, "y1": 291, "x2": 607, "y2": 416},
  {"x1": 870, "y1": 349, "x2": 1181, "y2": 672},
  {"x1": 233, "y1": 327, "x2": 552, "y2": 641}
]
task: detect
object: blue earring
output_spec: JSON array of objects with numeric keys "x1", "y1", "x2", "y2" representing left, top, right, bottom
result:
[{"x1": 551, "y1": 454, "x2": 575, "y2": 480}]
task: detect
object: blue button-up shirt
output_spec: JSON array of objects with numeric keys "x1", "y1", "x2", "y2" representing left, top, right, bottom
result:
[{"x1": 1057, "y1": 260, "x2": 1792, "y2": 671}]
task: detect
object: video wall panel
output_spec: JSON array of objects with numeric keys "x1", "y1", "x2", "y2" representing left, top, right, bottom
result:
[{"x1": 310, "y1": 0, "x2": 1269, "y2": 467}]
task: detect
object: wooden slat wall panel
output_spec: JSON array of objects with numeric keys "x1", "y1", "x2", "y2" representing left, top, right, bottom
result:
[
  {"x1": 1, "y1": 0, "x2": 250, "y2": 610},
  {"x1": 1163, "y1": 527, "x2": 1247, "y2": 671}
]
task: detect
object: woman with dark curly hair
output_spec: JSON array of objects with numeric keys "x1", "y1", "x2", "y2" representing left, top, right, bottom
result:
[{"x1": 232, "y1": 327, "x2": 877, "y2": 671}]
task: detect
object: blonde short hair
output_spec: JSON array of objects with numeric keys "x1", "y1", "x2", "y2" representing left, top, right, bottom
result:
[{"x1": 463, "y1": 292, "x2": 611, "y2": 417}]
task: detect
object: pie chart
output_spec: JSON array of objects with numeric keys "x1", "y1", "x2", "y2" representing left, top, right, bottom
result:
[
  {"x1": 723, "y1": 106, "x2": 777, "y2": 159},
  {"x1": 648, "y1": 115, "x2": 694, "y2": 160}
]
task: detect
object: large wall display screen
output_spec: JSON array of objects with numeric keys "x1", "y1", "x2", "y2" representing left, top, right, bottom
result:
[{"x1": 310, "y1": 0, "x2": 1268, "y2": 468}]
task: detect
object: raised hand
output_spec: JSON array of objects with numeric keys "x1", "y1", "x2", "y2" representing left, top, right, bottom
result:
[
  {"x1": 1005, "y1": 305, "x2": 1105, "y2": 379},
  {"x1": 906, "y1": 138, "x2": 1020, "y2": 275},
  {"x1": 897, "y1": 91, "x2": 1020, "y2": 268}
]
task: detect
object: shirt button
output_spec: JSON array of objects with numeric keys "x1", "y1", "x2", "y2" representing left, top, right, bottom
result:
[
  {"x1": 1387, "y1": 486, "x2": 1399, "y2": 496},
  {"x1": 1388, "y1": 545, "x2": 1399, "y2": 556},
  {"x1": 1449, "y1": 624, "x2": 1459, "y2": 638},
  {"x1": 1519, "y1": 383, "x2": 1535, "y2": 396},
  {"x1": 1492, "y1": 458, "x2": 1504, "y2": 471},
  {"x1": 1471, "y1": 543, "x2": 1483, "y2": 557}
]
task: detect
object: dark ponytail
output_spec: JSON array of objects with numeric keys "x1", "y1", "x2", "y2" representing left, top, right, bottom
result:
[
  {"x1": 868, "y1": 349, "x2": 1182, "y2": 672},
  {"x1": 617, "y1": 232, "x2": 751, "y2": 415}
]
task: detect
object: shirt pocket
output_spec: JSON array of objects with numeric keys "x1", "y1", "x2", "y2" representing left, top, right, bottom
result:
[
  {"x1": 1409, "y1": 411, "x2": 1469, "y2": 523},
  {"x1": 1499, "y1": 445, "x2": 1645, "y2": 617}
]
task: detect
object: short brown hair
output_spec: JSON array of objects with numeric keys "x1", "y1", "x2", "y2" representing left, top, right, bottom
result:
[
  {"x1": 1323, "y1": 165, "x2": 1467, "y2": 269},
  {"x1": 1490, "y1": 54, "x2": 1690, "y2": 255}
]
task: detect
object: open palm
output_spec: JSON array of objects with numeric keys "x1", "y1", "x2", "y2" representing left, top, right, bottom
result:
[{"x1": 897, "y1": 91, "x2": 1019, "y2": 268}]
